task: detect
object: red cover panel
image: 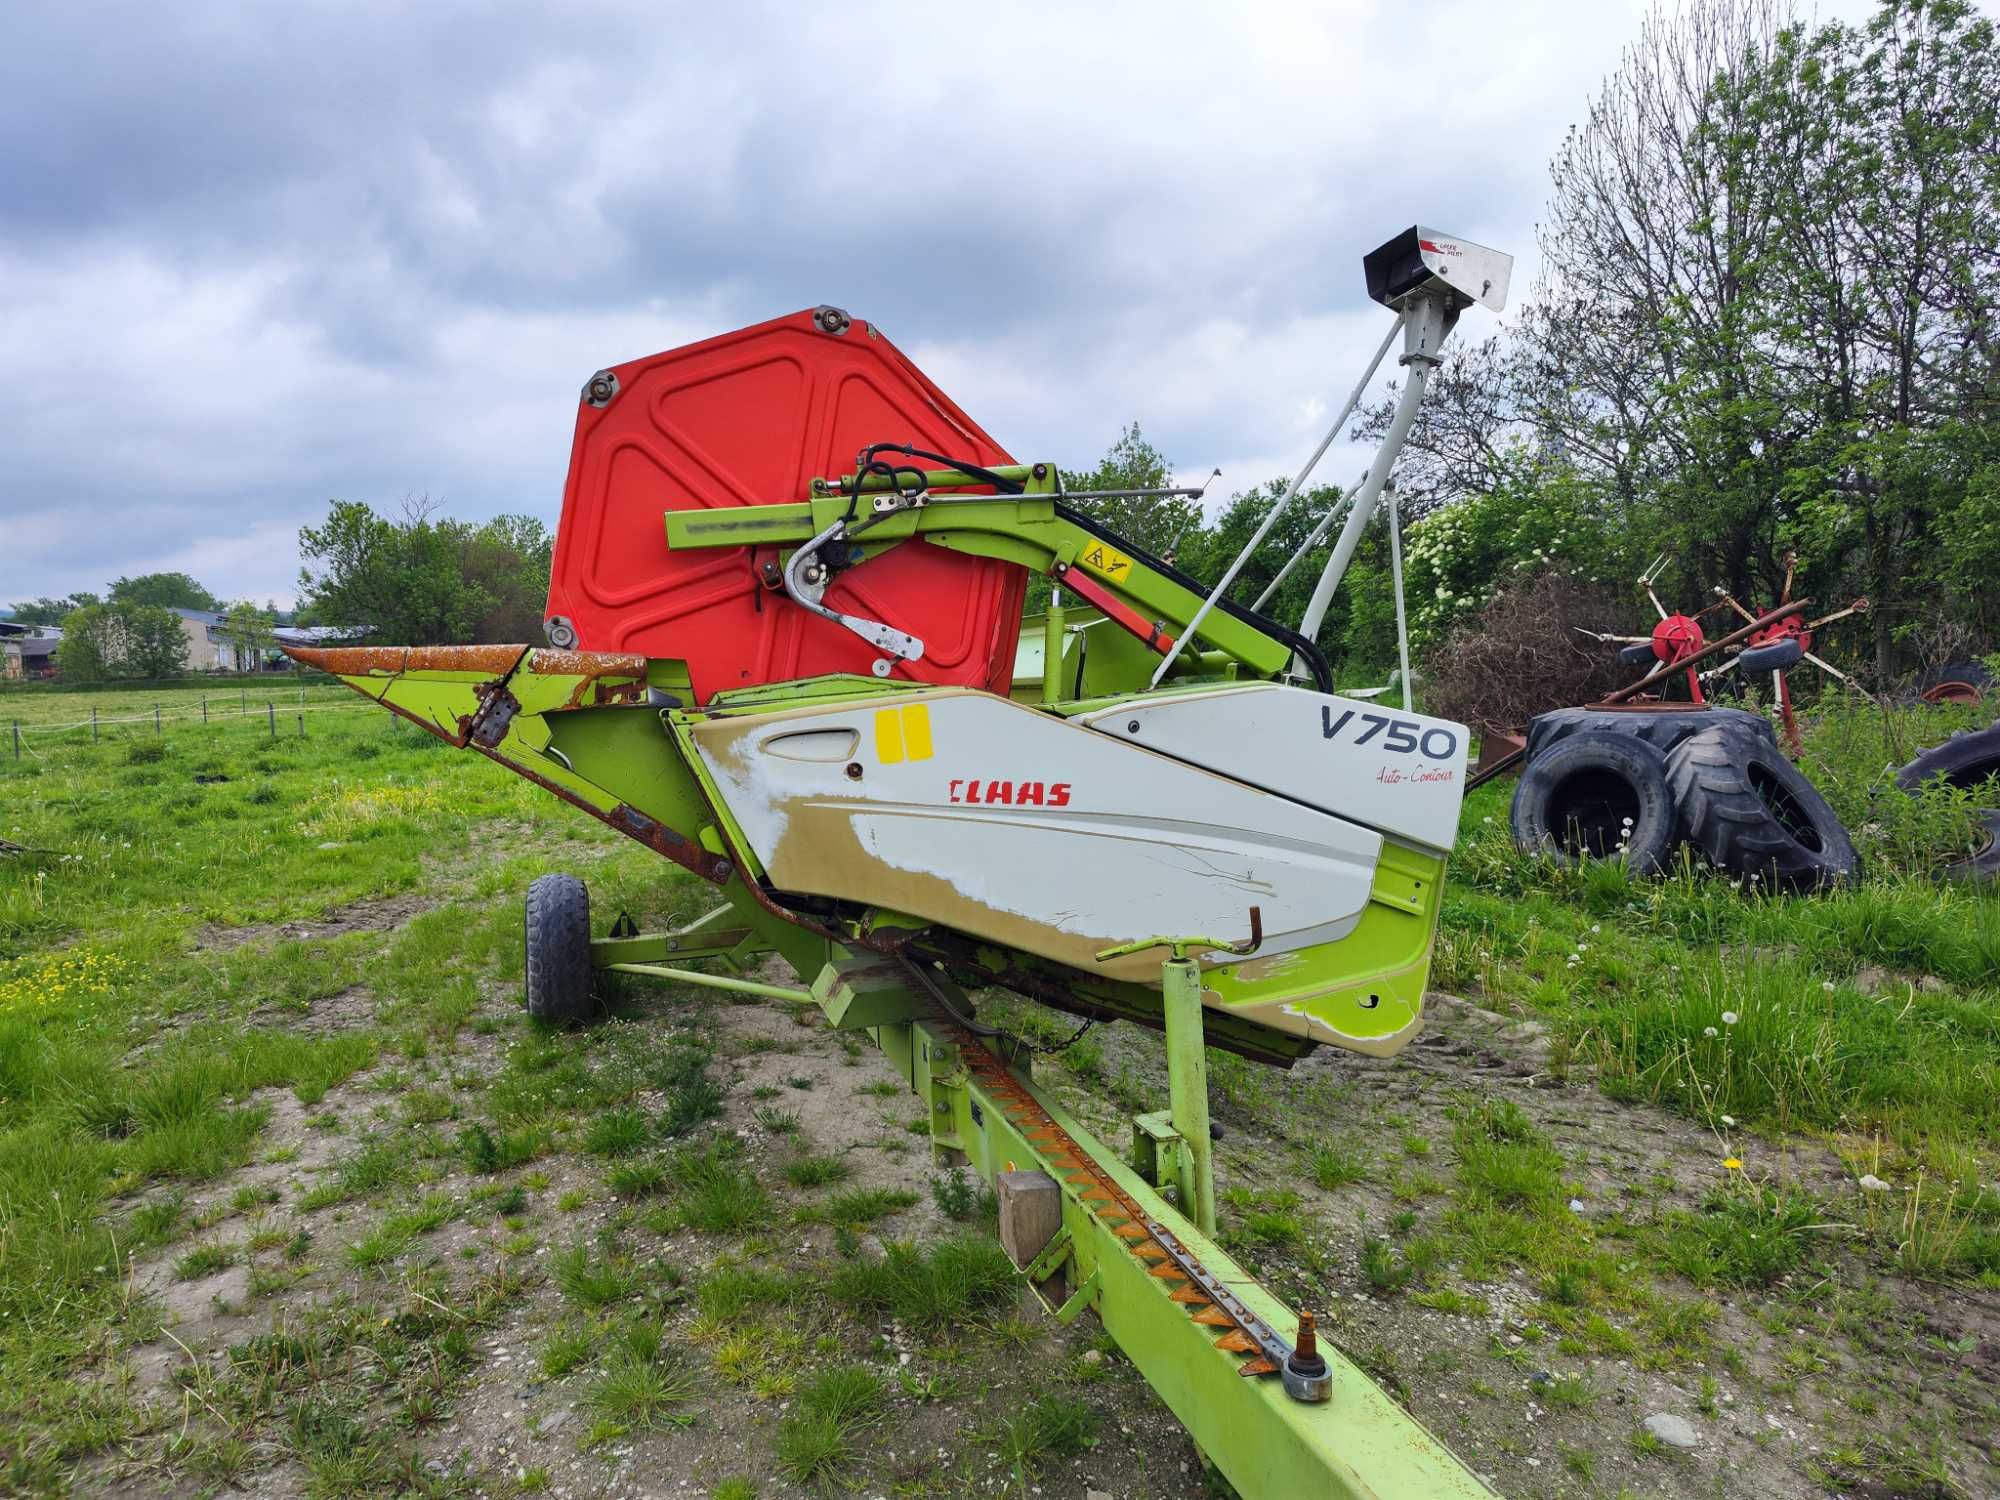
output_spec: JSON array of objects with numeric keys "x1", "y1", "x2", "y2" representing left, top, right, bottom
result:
[{"x1": 545, "y1": 310, "x2": 1025, "y2": 704}]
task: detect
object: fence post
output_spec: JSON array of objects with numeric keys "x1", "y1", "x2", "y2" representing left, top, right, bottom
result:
[
  {"x1": 154, "y1": 704, "x2": 161, "y2": 734},
  {"x1": 92, "y1": 707, "x2": 98, "y2": 742},
  {"x1": 268, "y1": 703, "x2": 276, "y2": 738},
  {"x1": 11, "y1": 721, "x2": 18, "y2": 760},
  {"x1": 202, "y1": 697, "x2": 208, "y2": 724},
  {"x1": 297, "y1": 713, "x2": 305, "y2": 738}
]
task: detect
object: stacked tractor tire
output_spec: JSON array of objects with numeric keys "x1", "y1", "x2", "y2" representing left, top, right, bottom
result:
[
  {"x1": 1894, "y1": 717, "x2": 2000, "y2": 882},
  {"x1": 1510, "y1": 706, "x2": 1859, "y2": 892},
  {"x1": 1511, "y1": 702, "x2": 2000, "y2": 890}
]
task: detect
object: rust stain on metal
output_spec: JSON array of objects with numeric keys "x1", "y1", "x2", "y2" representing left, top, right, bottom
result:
[
  {"x1": 603, "y1": 803, "x2": 733, "y2": 882},
  {"x1": 528, "y1": 648, "x2": 651, "y2": 709},
  {"x1": 407, "y1": 644, "x2": 529, "y2": 675},
  {"x1": 281, "y1": 643, "x2": 529, "y2": 678},
  {"x1": 467, "y1": 687, "x2": 522, "y2": 749},
  {"x1": 283, "y1": 644, "x2": 411, "y2": 676},
  {"x1": 527, "y1": 648, "x2": 646, "y2": 677}
]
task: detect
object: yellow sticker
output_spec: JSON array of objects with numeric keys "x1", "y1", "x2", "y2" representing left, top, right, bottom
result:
[
  {"x1": 1078, "y1": 540, "x2": 1134, "y2": 582},
  {"x1": 873, "y1": 702, "x2": 933, "y2": 764}
]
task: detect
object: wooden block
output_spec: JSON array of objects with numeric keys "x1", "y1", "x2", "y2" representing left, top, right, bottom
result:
[{"x1": 996, "y1": 1169, "x2": 1062, "y2": 1269}]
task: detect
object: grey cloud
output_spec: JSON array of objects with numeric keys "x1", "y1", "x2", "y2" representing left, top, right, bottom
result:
[{"x1": 3, "y1": 0, "x2": 1878, "y2": 608}]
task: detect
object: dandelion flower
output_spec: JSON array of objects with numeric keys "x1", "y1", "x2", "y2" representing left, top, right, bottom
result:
[
  {"x1": 1720, "y1": 1115, "x2": 1735, "y2": 1127},
  {"x1": 1703, "y1": 1026, "x2": 1718, "y2": 1038},
  {"x1": 1721, "y1": 1011, "x2": 1738, "y2": 1026},
  {"x1": 1723, "y1": 1158, "x2": 1742, "y2": 1171}
]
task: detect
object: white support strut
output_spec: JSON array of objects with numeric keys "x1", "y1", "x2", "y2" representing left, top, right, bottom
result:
[
  {"x1": 1298, "y1": 293, "x2": 1451, "y2": 641},
  {"x1": 1147, "y1": 313, "x2": 1404, "y2": 688}
]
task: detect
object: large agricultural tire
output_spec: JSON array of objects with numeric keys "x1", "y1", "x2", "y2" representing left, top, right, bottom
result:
[
  {"x1": 1510, "y1": 731, "x2": 1678, "y2": 875},
  {"x1": 1665, "y1": 726, "x2": 1859, "y2": 893},
  {"x1": 1893, "y1": 723, "x2": 2000, "y2": 797},
  {"x1": 1526, "y1": 705, "x2": 1775, "y2": 763},
  {"x1": 1895, "y1": 725, "x2": 2000, "y2": 883},
  {"x1": 525, "y1": 873, "x2": 596, "y2": 1023},
  {"x1": 1947, "y1": 811, "x2": 2000, "y2": 883},
  {"x1": 1915, "y1": 658, "x2": 1994, "y2": 702}
]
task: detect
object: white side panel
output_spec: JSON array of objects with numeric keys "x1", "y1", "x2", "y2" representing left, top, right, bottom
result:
[
  {"x1": 688, "y1": 690, "x2": 1384, "y2": 982},
  {"x1": 1075, "y1": 685, "x2": 1469, "y2": 851}
]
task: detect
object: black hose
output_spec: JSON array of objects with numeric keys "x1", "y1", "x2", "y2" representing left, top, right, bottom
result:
[{"x1": 859, "y1": 442, "x2": 1023, "y2": 495}]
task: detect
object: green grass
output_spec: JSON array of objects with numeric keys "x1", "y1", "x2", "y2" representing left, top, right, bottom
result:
[
  {"x1": 5, "y1": 667, "x2": 1998, "y2": 1487},
  {"x1": 172, "y1": 1242, "x2": 237, "y2": 1281},
  {"x1": 783, "y1": 1153, "x2": 851, "y2": 1189},
  {"x1": 674, "y1": 1142, "x2": 770, "y2": 1233},
  {"x1": 552, "y1": 1240, "x2": 635, "y2": 1308},
  {"x1": 583, "y1": 1107, "x2": 651, "y2": 1157},
  {"x1": 1306, "y1": 1141, "x2": 1371, "y2": 1189},
  {"x1": 587, "y1": 1340, "x2": 696, "y2": 1431},
  {"x1": 829, "y1": 1234, "x2": 1018, "y2": 1332},
  {"x1": 798, "y1": 1187, "x2": 919, "y2": 1228}
]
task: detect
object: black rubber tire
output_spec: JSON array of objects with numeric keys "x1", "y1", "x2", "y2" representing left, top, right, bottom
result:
[
  {"x1": 1665, "y1": 726, "x2": 1860, "y2": 892},
  {"x1": 1916, "y1": 658, "x2": 1995, "y2": 696},
  {"x1": 1893, "y1": 723, "x2": 2000, "y2": 796},
  {"x1": 1946, "y1": 810, "x2": 2000, "y2": 882},
  {"x1": 1526, "y1": 705, "x2": 1775, "y2": 763},
  {"x1": 525, "y1": 873, "x2": 595, "y2": 1023},
  {"x1": 1737, "y1": 638, "x2": 1803, "y2": 674},
  {"x1": 1511, "y1": 731, "x2": 1678, "y2": 875}
]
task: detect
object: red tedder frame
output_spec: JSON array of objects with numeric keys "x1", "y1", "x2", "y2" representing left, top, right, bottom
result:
[{"x1": 544, "y1": 308, "x2": 1027, "y2": 705}]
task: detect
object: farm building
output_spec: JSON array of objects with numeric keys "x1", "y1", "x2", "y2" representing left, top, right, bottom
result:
[{"x1": 0, "y1": 629, "x2": 60, "y2": 680}]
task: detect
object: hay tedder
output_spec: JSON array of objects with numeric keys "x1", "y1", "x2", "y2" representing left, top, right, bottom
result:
[{"x1": 291, "y1": 229, "x2": 1511, "y2": 1498}]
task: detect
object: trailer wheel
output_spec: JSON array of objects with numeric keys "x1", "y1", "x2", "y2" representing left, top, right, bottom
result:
[
  {"x1": 1510, "y1": 731, "x2": 1677, "y2": 875},
  {"x1": 1666, "y1": 726, "x2": 1859, "y2": 892},
  {"x1": 1526, "y1": 705, "x2": 1774, "y2": 763},
  {"x1": 525, "y1": 873, "x2": 596, "y2": 1023}
]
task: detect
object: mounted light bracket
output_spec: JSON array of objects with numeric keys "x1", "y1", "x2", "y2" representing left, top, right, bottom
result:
[{"x1": 1364, "y1": 226, "x2": 1512, "y2": 314}]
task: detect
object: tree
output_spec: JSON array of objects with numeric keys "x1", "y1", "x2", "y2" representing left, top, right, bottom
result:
[
  {"x1": 1060, "y1": 424, "x2": 1198, "y2": 560},
  {"x1": 1353, "y1": 0, "x2": 1999, "y2": 676},
  {"x1": 51, "y1": 602, "x2": 187, "y2": 680},
  {"x1": 8, "y1": 593, "x2": 99, "y2": 627},
  {"x1": 297, "y1": 495, "x2": 555, "y2": 645},
  {"x1": 53, "y1": 605, "x2": 119, "y2": 682},
  {"x1": 1747, "y1": 0, "x2": 2000, "y2": 673},
  {"x1": 218, "y1": 601, "x2": 276, "y2": 673},
  {"x1": 108, "y1": 571, "x2": 220, "y2": 612},
  {"x1": 121, "y1": 604, "x2": 190, "y2": 678}
]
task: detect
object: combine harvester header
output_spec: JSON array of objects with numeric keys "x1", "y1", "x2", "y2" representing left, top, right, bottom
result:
[{"x1": 292, "y1": 226, "x2": 1511, "y2": 1499}]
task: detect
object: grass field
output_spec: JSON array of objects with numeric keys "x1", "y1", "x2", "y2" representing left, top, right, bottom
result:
[{"x1": 1, "y1": 679, "x2": 1996, "y2": 1498}]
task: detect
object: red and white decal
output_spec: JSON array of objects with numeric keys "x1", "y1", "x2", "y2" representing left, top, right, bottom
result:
[{"x1": 948, "y1": 779, "x2": 1072, "y2": 807}]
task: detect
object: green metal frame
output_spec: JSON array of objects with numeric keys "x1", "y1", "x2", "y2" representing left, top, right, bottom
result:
[{"x1": 663, "y1": 462, "x2": 1295, "y2": 689}]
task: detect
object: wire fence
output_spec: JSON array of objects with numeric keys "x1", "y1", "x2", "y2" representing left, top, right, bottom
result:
[{"x1": 6, "y1": 693, "x2": 391, "y2": 762}]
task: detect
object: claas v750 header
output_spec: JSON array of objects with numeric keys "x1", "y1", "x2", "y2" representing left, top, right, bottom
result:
[{"x1": 290, "y1": 227, "x2": 1511, "y2": 1499}]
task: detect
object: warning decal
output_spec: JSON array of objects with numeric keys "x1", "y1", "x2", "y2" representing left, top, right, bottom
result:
[{"x1": 1079, "y1": 541, "x2": 1134, "y2": 583}]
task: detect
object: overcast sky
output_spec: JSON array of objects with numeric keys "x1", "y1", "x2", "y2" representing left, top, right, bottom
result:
[{"x1": 0, "y1": 0, "x2": 1888, "y2": 611}]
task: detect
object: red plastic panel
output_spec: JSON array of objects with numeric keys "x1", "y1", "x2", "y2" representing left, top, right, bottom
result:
[{"x1": 545, "y1": 310, "x2": 1025, "y2": 704}]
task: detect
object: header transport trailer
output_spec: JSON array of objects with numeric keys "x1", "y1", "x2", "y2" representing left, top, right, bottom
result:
[{"x1": 290, "y1": 227, "x2": 1513, "y2": 1499}]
